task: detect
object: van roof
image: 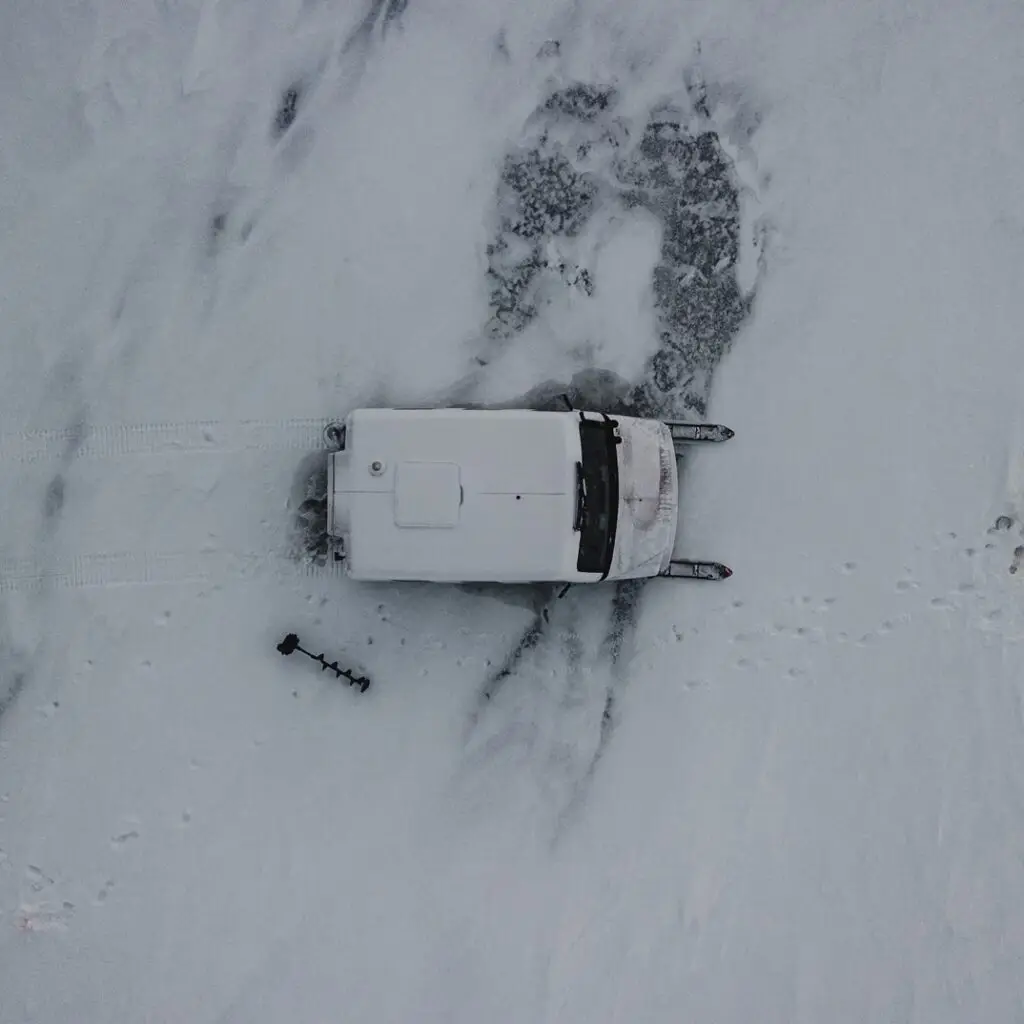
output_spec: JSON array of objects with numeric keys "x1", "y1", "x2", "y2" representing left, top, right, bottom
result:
[{"x1": 330, "y1": 408, "x2": 584, "y2": 582}]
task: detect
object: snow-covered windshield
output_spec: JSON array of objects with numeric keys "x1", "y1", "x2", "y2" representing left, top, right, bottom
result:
[{"x1": 575, "y1": 417, "x2": 619, "y2": 576}]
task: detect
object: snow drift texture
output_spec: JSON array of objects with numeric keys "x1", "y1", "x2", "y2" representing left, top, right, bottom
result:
[{"x1": 2, "y1": 0, "x2": 1024, "y2": 1022}]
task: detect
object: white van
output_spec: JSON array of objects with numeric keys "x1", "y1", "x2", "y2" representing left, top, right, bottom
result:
[{"x1": 324, "y1": 407, "x2": 733, "y2": 584}]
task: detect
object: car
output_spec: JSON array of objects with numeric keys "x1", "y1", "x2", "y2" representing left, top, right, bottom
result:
[{"x1": 322, "y1": 405, "x2": 733, "y2": 585}]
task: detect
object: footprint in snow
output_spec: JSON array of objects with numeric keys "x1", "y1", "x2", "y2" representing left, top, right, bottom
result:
[{"x1": 16, "y1": 901, "x2": 74, "y2": 932}]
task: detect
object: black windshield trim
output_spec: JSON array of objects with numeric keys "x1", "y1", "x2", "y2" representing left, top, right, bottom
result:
[{"x1": 575, "y1": 415, "x2": 619, "y2": 578}]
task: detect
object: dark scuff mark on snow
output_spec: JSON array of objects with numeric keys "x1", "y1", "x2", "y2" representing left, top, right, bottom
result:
[
  {"x1": 271, "y1": 84, "x2": 303, "y2": 140},
  {"x1": 39, "y1": 411, "x2": 88, "y2": 533},
  {"x1": 206, "y1": 209, "x2": 233, "y2": 257},
  {"x1": 60, "y1": 416, "x2": 88, "y2": 460},
  {"x1": 3, "y1": 384, "x2": 90, "y2": 721},
  {"x1": 551, "y1": 578, "x2": 644, "y2": 840},
  {"x1": 0, "y1": 609, "x2": 30, "y2": 727},
  {"x1": 39, "y1": 407, "x2": 90, "y2": 532},
  {"x1": 493, "y1": 29, "x2": 511, "y2": 61},
  {"x1": 550, "y1": 685, "x2": 617, "y2": 843},
  {"x1": 0, "y1": 669, "x2": 27, "y2": 723},
  {"x1": 206, "y1": 0, "x2": 408, "y2": 257},
  {"x1": 381, "y1": 0, "x2": 409, "y2": 25},
  {"x1": 349, "y1": 0, "x2": 409, "y2": 48},
  {"x1": 42, "y1": 475, "x2": 66, "y2": 523},
  {"x1": 475, "y1": 609, "x2": 547, "y2": 708},
  {"x1": 288, "y1": 451, "x2": 330, "y2": 567}
]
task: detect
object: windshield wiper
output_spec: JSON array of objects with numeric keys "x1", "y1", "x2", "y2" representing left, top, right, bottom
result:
[{"x1": 573, "y1": 461, "x2": 586, "y2": 531}]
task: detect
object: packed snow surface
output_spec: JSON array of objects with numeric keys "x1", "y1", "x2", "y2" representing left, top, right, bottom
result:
[{"x1": 2, "y1": 1, "x2": 1024, "y2": 1021}]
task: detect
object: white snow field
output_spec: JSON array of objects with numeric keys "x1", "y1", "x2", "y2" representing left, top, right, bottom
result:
[{"x1": 2, "y1": 0, "x2": 1024, "y2": 1021}]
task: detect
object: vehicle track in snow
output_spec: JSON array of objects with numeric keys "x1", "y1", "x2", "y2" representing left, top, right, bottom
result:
[
  {"x1": 458, "y1": 591, "x2": 610, "y2": 831},
  {"x1": 0, "y1": 418, "x2": 333, "y2": 464},
  {"x1": 460, "y1": 64, "x2": 762, "y2": 833},
  {"x1": 0, "y1": 547, "x2": 344, "y2": 594}
]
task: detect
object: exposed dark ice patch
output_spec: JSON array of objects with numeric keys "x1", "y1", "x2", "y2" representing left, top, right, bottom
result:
[
  {"x1": 617, "y1": 121, "x2": 751, "y2": 415},
  {"x1": 483, "y1": 89, "x2": 622, "y2": 346},
  {"x1": 502, "y1": 152, "x2": 597, "y2": 239},
  {"x1": 485, "y1": 152, "x2": 598, "y2": 337},
  {"x1": 544, "y1": 83, "x2": 618, "y2": 122},
  {"x1": 483, "y1": 77, "x2": 751, "y2": 416}
]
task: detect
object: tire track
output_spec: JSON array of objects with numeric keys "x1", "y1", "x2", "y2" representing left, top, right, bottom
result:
[
  {"x1": 0, "y1": 547, "x2": 344, "y2": 593},
  {"x1": 0, "y1": 418, "x2": 333, "y2": 464},
  {"x1": 460, "y1": 68, "x2": 760, "y2": 833}
]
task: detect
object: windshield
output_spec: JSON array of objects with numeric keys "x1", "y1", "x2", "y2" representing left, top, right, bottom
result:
[{"x1": 575, "y1": 417, "x2": 619, "y2": 577}]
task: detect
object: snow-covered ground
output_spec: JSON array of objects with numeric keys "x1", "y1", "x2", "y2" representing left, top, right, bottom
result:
[{"x1": 2, "y1": 1, "x2": 1024, "y2": 1020}]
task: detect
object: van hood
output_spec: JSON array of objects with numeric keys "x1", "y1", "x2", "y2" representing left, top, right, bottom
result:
[{"x1": 606, "y1": 417, "x2": 678, "y2": 580}]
